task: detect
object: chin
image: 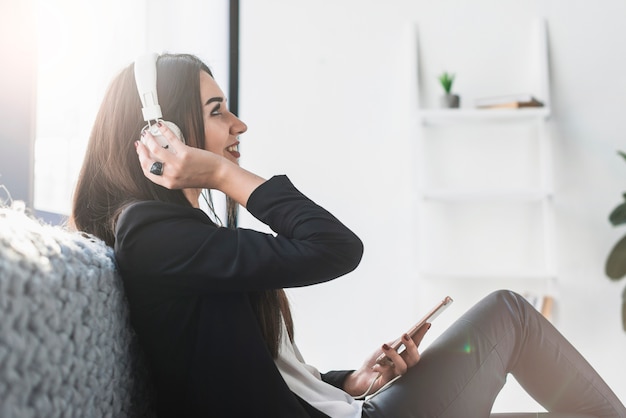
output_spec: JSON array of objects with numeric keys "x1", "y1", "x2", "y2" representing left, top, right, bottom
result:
[{"x1": 227, "y1": 155, "x2": 240, "y2": 166}]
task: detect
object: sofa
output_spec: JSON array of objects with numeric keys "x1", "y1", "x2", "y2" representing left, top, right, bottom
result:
[{"x1": 0, "y1": 203, "x2": 155, "y2": 417}]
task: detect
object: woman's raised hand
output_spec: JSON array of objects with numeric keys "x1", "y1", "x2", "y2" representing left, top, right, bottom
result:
[
  {"x1": 136, "y1": 123, "x2": 225, "y2": 191},
  {"x1": 135, "y1": 123, "x2": 265, "y2": 207}
]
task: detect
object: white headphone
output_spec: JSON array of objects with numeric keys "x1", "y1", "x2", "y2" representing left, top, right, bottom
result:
[{"x1": 134, "y1": 53, "x2": 185, "y2": 147}]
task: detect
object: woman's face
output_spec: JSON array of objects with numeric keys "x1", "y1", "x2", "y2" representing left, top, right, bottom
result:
[{"x1": 199, "y1": 71, "x2": 247, "y2": 164}]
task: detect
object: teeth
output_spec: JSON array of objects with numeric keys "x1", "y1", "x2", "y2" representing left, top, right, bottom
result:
[{"x1": 227, "y1": 145, "x2": 238, "y2": 152}]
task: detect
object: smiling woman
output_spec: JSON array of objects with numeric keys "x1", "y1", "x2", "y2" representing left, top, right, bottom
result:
[{"x1": 66, "y1": 52, "x2": 626, "y2": 418}]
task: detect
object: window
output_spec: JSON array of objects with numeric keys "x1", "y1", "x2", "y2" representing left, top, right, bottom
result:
[{"x1": 34, "y1": 0, "x2": 229, "y2": 215}]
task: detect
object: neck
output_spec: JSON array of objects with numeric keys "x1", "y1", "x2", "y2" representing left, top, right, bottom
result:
[{"x1": 183, "y1": 188, "x2": 201, "y2": 208}]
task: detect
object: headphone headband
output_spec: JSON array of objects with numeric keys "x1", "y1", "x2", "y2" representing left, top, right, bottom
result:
[
  {"x1": 134, "y1": 53, "x2": 163, "y2": 122},
  {"x1": 134, "y1": 53, "x2": 185, "y2": 145}
]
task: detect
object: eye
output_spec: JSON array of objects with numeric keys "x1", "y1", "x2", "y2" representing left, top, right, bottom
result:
[{"x1": 210, "y1": 104, "x2": 222, "y2": 116}]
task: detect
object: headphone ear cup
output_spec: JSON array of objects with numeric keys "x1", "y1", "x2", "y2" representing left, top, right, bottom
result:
[
  {"x1": 145, "y1": 121, "x2": 185, "y2": 148},
  {"x1": 162, "y1": 121, "x2": 185, "y2": 144}
]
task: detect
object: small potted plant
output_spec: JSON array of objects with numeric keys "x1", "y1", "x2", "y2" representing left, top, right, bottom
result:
[
  {"x1": 604, "y1": 150, "x2": 626, "y2": 331},
  {"x1": 438, "y1": 71, "x2": 460, "y2": 108}
]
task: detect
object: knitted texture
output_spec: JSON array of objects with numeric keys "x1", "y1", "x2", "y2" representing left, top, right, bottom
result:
[{"x1": 0, "y1": 204, "x2": 155, "y2": 417}]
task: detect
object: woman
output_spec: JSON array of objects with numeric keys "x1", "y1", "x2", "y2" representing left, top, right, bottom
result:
[{"x1": 71, "y1": 53, "x2": 625, "y2": 417}]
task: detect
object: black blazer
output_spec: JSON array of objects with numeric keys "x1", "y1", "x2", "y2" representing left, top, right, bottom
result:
[{"x1": 114, "y1": 175, "x2": 363, "y2": 417}]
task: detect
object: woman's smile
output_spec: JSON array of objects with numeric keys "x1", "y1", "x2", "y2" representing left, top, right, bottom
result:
[{"x1": 226, "y1": 142, "x2": 240, "y2": 159}]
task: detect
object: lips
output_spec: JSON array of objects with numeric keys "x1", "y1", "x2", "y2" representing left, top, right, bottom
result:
[{"x1": 226, "y1": 143, "x2": 240, "y2": 159}]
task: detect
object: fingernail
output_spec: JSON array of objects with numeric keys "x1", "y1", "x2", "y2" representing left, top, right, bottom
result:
[
  {"x1": 402, "y1": 333, "x2": 410, "y2": 342},
  {"x1": 382, "y1": 343, "x2": 390, "y2": 351},
  {"x1": 157, "y1": 121, "x2": 163, "y2": 127}
]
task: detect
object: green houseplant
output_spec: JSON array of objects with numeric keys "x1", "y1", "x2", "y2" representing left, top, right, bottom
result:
[
  {"x1": 604, "y1": 150, "x2": 626, "y2": 331},
  {"x1": 438, "y1": 71, "x2": 459, "y2": 108}
]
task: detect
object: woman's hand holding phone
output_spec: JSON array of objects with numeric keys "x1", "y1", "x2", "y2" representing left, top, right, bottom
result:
[
  {"x1": 345, "y1": 296, "x2": 453, "y2": 399},
  {"x1": 344, "y1": 324, "x2": 430, "y2": 399},
  {"x1": 375, "y1": 296, "x2": 453, "y2": 366}
]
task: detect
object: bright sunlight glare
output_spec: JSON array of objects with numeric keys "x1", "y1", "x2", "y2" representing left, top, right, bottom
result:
[{"x1": 34, "y1": 0, "x2": 147, "y2": 214}]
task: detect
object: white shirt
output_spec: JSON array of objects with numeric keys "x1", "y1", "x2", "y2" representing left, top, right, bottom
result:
[{"x1": 274, "y1": 320, "x2": 363, "y2": 418}]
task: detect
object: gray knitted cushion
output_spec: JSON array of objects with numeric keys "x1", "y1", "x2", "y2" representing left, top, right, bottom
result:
[{"x1": 0, "y1": 204, "x2": 154, "y2": 417}]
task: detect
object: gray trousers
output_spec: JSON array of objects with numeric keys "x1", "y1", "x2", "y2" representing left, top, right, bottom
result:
[{"x1": 361, "y1": 290, "x2": 626, "y2": 418}]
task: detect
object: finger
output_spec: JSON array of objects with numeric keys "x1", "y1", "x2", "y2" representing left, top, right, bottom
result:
[
  {"x1": 136, "y1": 139, "x2": 166, "y2": 180},
  {"x1": 144, "y1": 121, "x2": 185, "y2": 155},
  {"x1": 400, "y1": 333, "x2": 421, "y2": 368},
  {"x1": 411, "y1": 322, "x2": 431, "y2": 347},
  {"x1": 380, "y1": 343, "x2": 408, "y2": 376},
  {"x1": 141, "y1": 131, "x2": 171, "y2": 161},
  {"x1": 373, "y1": 340, "x2": 396, "y2": 368},
  {"x1": 136, "y1": 139, "x2": 156, "y2": 169},
  {"x1": 156, "y1": 121, "x2": 186, "y2": 150}
]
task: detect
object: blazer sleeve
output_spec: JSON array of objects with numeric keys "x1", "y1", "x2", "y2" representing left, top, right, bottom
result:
[
  {"x1": 114, "y1": 175, "x2": 363, "y2": 293},
  {"x1": 320, "y1": 370, "x2": 354, "y2": 390}
]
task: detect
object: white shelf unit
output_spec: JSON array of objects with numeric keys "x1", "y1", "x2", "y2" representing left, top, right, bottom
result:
[
  {"x1": 412, "y1": 19, "x2": 557, "y2": 317},
  {"x1": 418, "y1": 107, "x2": 551, "y2": 125}
]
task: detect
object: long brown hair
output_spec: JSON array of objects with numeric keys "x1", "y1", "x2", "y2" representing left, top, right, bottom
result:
[{"x1": 70, "y1": 53, "x2": 293, "y2": 357}]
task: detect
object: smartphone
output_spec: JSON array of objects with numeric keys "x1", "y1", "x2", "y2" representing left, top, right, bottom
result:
[{"x1": 376, "y1": 296, "x2": 453, "y2": 365}]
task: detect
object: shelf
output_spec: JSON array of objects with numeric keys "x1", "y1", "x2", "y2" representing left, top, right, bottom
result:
[
  {"x1": 419, "y1": 188, "x2": 553, "y2": 202},
  {"x1": 417, "y1": 107, "x2": 551, "y2": 125},
  {"x1": 412, "y1": 19, "x2": 556, "y2": 303},
  {"x1": 418, "y1": 269, "x2": 556, "y2": 281}
]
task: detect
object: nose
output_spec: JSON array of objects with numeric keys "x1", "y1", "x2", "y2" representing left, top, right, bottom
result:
[{"x1": 231, "y1": 113, "x2": 247, "y2": 136}]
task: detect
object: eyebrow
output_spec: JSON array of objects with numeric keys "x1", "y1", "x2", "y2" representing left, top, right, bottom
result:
[{"x1": 205, "y1": 97, "x2": 224, "y2": 106}]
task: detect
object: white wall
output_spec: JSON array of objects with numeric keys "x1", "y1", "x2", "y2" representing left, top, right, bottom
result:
[{"x1": 238, "y1": 0, "x2": 626, "y2": 411}]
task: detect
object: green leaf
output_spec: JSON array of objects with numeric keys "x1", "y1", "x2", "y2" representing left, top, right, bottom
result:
[
  {"x1": 438, "y1": 72, "x2": 455, "y2": 93},
  {"x1": 609, "y1": 202, "x2": 626, "y2": 226},
  {"x1": 605, "y1": 235, "x2": 626, "y2": 280},
  {"x1": 618, "y1": 150, "x2": 626, "y2": 162}
]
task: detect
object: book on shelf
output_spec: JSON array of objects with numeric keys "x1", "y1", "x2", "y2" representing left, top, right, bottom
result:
[
  {"x1": 475, "y1": 94, "x2": 544, "y2": 109},
  {"x1": 523, "y1": 292, "x2": 554, "y2": 320}
]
